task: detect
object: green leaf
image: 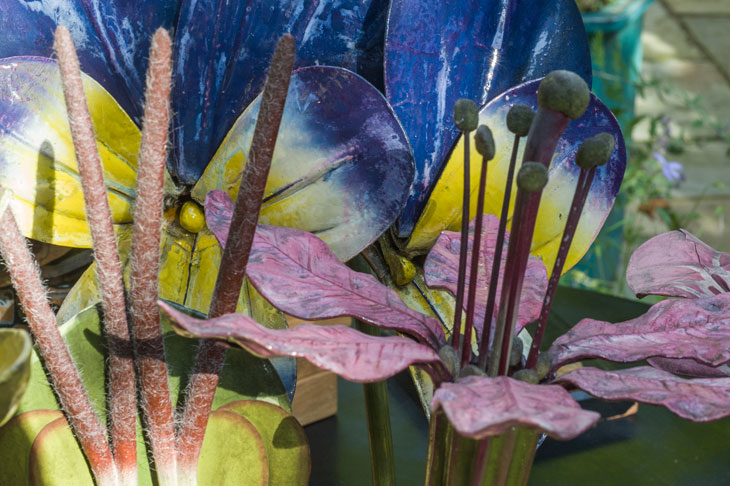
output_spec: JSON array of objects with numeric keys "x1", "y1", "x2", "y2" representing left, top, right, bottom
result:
[
  {"x1": 0, "y1": 328, "x2": 32, "y2": 427},
  {"x1": 219, "y1": 400, "x2": 310, "y2": 485},
  {"x1": 0, "y1": 410, "x2": 62, "y2": 485},
  {"x1": 28, "y1": 416, "x2": 95, "y2": 486}
]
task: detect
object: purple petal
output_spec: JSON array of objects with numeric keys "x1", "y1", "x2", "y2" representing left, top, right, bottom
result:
[
  {"x1": 431, "y1": 376, "x2": 599, "y2": 440},
  {"x1": 204, "y1": 202, "x2": 446, "y2": 348},
  {"x1": 159, "y1": 301, "x2": 443, "y2": 383},
  {"x1": 423, "y1": 214, "x2": 547, "y2": 338},
  {"x1": 627, "y1": 230, "x2": 730, "y2": 298},
  {"x1": 647, "y1": 357, "x2": 730, "y2": 379},
  {"x1": 549, "y1": 293, "x2": 730, "y2": 368},
  {"x1": 557, "y1": 366, "x2": 730, "y2": 422}
]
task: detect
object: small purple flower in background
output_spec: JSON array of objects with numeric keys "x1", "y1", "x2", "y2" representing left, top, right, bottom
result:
[{"x1": 653, "y1": 151, "x2": 685, "y2": 184}]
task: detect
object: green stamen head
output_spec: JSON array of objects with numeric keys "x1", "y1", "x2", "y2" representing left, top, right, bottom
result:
[
  {"x1": 537, "y1": 70, "x2": 590, "y2": 120},
  {"x1": 576, "y1": 132, "x2": 615, "y2": 170},
  {"x1": 506, "y1": 104, "x2": 534, "y2": 137},
  {"x1": 453, "y1": 99, "x2": 479, "y2": 132},
  {"x1": 474, "y1": 125, "x2": 495, "y2": 159},
  {"x1": 516, "y1": 162, "x2": 548, "y2": 193}
]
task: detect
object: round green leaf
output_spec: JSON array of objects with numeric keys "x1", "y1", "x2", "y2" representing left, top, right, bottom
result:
[
  {"x1": 0, "y1": 409, "x2": 62, "y2": 485},
  {"x1": 0, "y1": 328, "x2": 32, "y2": 427},
  {"x1": 219, "y1": 400, "x2": 310, "y2": 485},
  {"x1": 28, "y1": 416, "x2": 94, "y2": 486}
]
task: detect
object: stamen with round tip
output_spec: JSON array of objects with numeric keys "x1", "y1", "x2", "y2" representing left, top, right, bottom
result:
[
  {"x1": 526, "y1": 133, "x2": 615, "y2": 369},
  {"x1": 461, "y1": 125, "x2": 495, "y2": 368},
  {"x1": 451, "y1": 99, "x2": 479, "y2": 352},
  {"x1": 477, "y1": 105, "x2": 533, "y2": 369},
  {"x1": 177, "y1": 34, "x2": 295, "y2": 481},
  {"x1": 128, "y1": 29, "x2": 178, "y2": 486},
  {"x1": 487, "y1": 163, "x2": 548, "y2": 377},
  {"x1": 55, "y1": 26, "x2": 137, "y2": 482}
]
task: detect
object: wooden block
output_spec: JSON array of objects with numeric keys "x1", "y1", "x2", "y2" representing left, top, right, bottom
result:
[{"x1": 287, "y1": 316, "x2": 349, "y2": 425}]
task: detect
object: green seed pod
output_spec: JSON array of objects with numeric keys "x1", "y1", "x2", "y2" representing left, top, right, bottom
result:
[
  {"x1": 576, "y1": 132, "x2": 615, "y2": 170},
  {"x1": 459, "y1": 364, "x2": 487, "y2": 379},
  {"x1": 537, "y1": 70, "x2": 590, "y2": 120},
  {"x1": 474, "y1": 125, "x2": 495, "y2": 159},
  {"x1": 536, "y1": 353, "x2": 552, "y2": 380},
  {"x1": 516, "y1": 162, "x2": 548, "y2": 193},
  {"x1": 438, "y1": 345, "x2": 460, "y2": 377},
  {"x1": 512, "y1": 368, "x2": 539, "y2": 385},
  {"x1": 506, "y1": 104, "x2": 534, "y2": 137},
  {"x1": 453, "y1": 98, "x2": 479, "y2": 132},
  {"x1": 509, "y1": 336, "x2": 524, "y2": 368}
]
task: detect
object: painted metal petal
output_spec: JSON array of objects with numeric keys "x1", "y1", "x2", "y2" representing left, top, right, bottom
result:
[
  {"x1": 0, "y1": 329, "x2": 32, "y2": 427},
  {"x1": 549, "y1": 293, "x2": 730, "y2": 368},
  {"x1": 0, "y1": 0, "x2": 178, "y2": 123},
  {"x1": 431, "y1": 376, "x2": 599, "y2": 440},
  {"x1": 386, "y1": 0, "x2": 591, "y2": 238},
  {"x1": 193, "y1": 67, "x2": 414, "y2": 261},
  {"x1": 407, "y1": 80, "x2": 626, "y2": 276},
  {"x1": 0, "y1": 57, "x2": 141, "y2": 247},
  {"x1": 647, "y1": 357, "x2": 730, "y2": 379},
  {"x1": 204, "y1": 204, "x2": 445, "y2": 349},
  {"x1": 627, "y1": 229, "x2": 730, "y2": 299},
  {"x1": 160, "y1": 302, "x2": 444, "y2": 384},
  {"x1": 557, "y1": 366, "x2": 730, "y2": 422},
  {"x1": 171, "y1": 0, "x2": 389, "y2": 184},
  {"x1": 424, "y1": 215, "x2": 547, "y2": 338}
]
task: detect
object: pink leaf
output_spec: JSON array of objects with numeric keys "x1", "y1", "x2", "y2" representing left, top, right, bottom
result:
[
  {"x1": 431, "y1": 376, "x2": 599, "y2": 440},
  {"x1": 627, "y1": 230, "x2": 730, "y2": 299},
  {"x1": 557, "y1": 366, "x2": 730, "y2": 422},
  {"x1": 159, "y1": 301, "x2": 444, "y2": 383},
  {"x1": 647, "y1": 357, "x2": 730, "y2": 378},
  {"x1": 549, "y1": 293, "x2": 730, "y2": 368},
  {"x1": 424, "y1": 215, "x2": 547, "y2": 337},
  {"x1": 205, "y1": 190, "x2": 234, "y2": 250}
]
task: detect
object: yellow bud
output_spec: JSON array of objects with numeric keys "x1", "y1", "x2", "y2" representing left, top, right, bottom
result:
[{"x1": 179, "y1": 201, "x2": 206, "y2": 233}]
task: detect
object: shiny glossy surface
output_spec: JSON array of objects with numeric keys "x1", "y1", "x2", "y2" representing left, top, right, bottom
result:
[{"x1": 386, "y1": 0, "x2": 591, "y2": 238}]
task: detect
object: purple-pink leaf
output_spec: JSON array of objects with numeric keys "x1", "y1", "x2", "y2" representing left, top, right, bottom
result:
[
  {"x1": 159, "y1": 301, "x2": 444, "y2": 383},
  {"x1": 549, "y1": 293, "x2": 730, "y2": 368},
  {"x1": 557, "y1": 366, "x2": 730, "y2": 422},
  {"x1": 431, "y1": 376, "x2": 599, "y2": 440},
  {"x1": 424, "y1": 215, "x2": 547, "y2": 337},
  {"x1": 647, "y1": 357, "x2": 730, "y2": 378},
  {"x1": 206, "y1": 190, "x2": 235, "y2": 246},
  {"x1": 627, "y1": 229, "x2": 730, "y2": 299}
]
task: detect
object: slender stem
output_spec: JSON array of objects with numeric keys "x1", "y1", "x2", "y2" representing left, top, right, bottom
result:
[
  {"x1": 452, "y1": 136, "x2": 471, "y2": 351},
  {"x1": 55, "y1": 27, "x2": 136, "y2": 482},
  {"x1": 128, "y1": 29, "x2": 177, "y2": 486},
  {"x1": 354, "y1": 319, "x2": 396, "y2": 486},
  {"x1": 425, "y1": 412, "x2": 448, "y2": 486},
  {"x1": 526, "y1": 168, "x2": 596, "y2": 368},
  {"x1": 0, "y1": 204, "x2": 118, "y2": 485},
  {"x1": 471, "y1": 439, "x2": 490, "y2": 486},
  {"x1": 478, "y1": 134, "x2": 521, "y2": 370},
  {"x1": 462, "y1": 154, "x2": 488, "y2": 368},
  {"x1": 177, "y1": 34, "x2": 295, "y2": 476}
]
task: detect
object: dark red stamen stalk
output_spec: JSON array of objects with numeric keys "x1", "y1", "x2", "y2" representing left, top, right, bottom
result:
[
  {"x1": 55, "y1": 27, "x2": 137, "y2": 481},
  {"x1": 462, "y1": 126, "x2": 495, "y2": 368},
  {"x1": 450, "y1": 99, "x2": 479, "y2": 352},
  {"x1": 487, "y1": 164, "x2": 547, "y2": 377},
  {"x1": 129, "y1": 29, "x2": 177, "y2": 485},
  {"x1": 177, "y1": 34, "x2": 295, "y2": 476},
  {"x1": 0, "y1": 196, "x2": 118, "y2": 485}
]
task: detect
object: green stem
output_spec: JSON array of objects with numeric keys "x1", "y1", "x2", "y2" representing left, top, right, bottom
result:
[
  {"x1": 354, "y1": 319, "x2": 396, "y2": 486},
  {"x1": 425, "y1": 412, "x2": 449, "y2": 485}
]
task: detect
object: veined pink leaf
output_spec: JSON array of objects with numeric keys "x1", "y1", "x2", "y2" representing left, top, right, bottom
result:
[
  {"x1": 423, "y1": 215, "x2": 547, "y2": 338},
  {"x1": 647, "y1": 357, "x2": 730, "y2": 378},
  {"x1": 206, "y1": 191, "x2": 445, "y2": 348},
  {"x1": 627, "y1": 230, "x2": 730, "y2": 299},
  {"x1": 431, "y1": 376, "x2": 599, "y2": 440},
  {"x1": 557, "y1": 366, "x2": 730, "y2": 422},
  {"x1": 549, "y1": 293, "x2": 730, "y2": 368},
  {"x1": 159, "y1": 302, "x2": 444, "y2": 383}
]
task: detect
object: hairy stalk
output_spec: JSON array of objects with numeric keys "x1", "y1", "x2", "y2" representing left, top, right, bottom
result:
[
  {"x1": 177, "y1": 34, "x2": 295, "y2": 480},
  {"x1": 478, "y1": 135, "x2": 519, "y2": 369},
  {"x1": 452, "y1": 134, "x2": 470, "y2": 352},
  {"x1": 55, "y1": 27, "x2": 137, "y2": 483},
  {"x1": 128, "y1": 29, "x2": 177, "y2": 486},
  {"x1": 0, "y1": 199, "x2": 118, "y2": 485}
]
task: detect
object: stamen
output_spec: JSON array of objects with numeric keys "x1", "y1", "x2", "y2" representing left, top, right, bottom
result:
[
  {"x1": 55, "y1": 26, "x2": 137, "y2": 478},
  {"x1": 487, "y1": 163, "x2": 548, "y2": 376},
  {"x1": 477, "y1": 105, "x2": 534, "y2": 369},
  {"x1": 526, "y1": 133, "x2": 615, "y2": 369},
  {"x1": 177, "y1": 34, "x2": 295, "y2": 475},
  {"x1": 451, "y1": 99, "x2": 479, "y2": 352},
  {"x1": 462, "y1": 125, "x2": 495, "y2": 368}
]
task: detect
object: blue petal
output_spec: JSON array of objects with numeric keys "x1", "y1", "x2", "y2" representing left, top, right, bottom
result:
[
  {"x1": 385, "y1": 0, "x2": 592, "y2": 239},
  {"x1": 0, "y1": 0, "x2": 179, "y2": 123},
  {"x1": 170, "y1": 0, "x2": 389, "y2": 185}
]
